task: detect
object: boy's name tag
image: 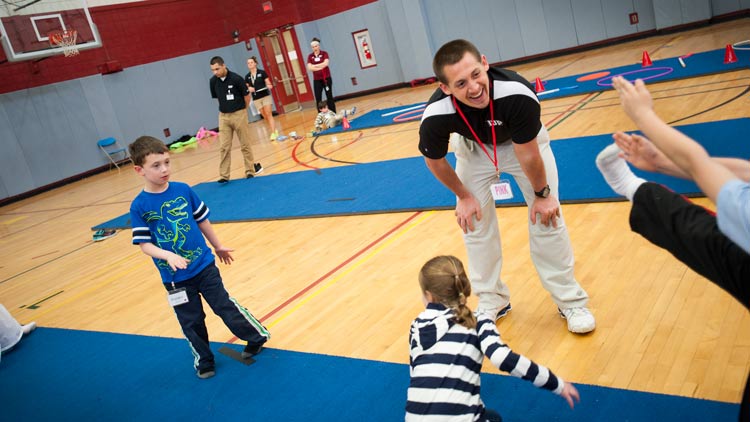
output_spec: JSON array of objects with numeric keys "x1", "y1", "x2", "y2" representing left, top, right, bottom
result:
[
  {"x1": 226, "y1": 93, "x2": 235, "y2": 101},
  {"x1": 490, "y1": 180, "x2": 513, "y2": 200},
  {"x1": 167, "y1": 287, "x2": 189, "y2": 307}
]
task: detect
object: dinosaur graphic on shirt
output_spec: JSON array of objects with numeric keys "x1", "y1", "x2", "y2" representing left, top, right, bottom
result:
[{"x1": 143, "y1": 196, "x2": 202, "y2": 271}]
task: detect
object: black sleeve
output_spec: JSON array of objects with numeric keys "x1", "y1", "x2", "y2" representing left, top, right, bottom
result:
[
  {"x1": 504, "y1": 95, "x2": 542, "y2": 144},
  {"x1": 418, "y1": 90, "x2": 454, "y2": 159},
  {"x1": 418, "y1": 116, "x2": 451, "y2": 159},
  {"x1": 209, "y1": 76, "x2": 217, "y2": 99},
  {"x1": 238, "y1": 74, "x2": 250, "y2": 96}
]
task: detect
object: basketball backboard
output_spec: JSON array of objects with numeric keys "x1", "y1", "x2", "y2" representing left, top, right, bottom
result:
[{"x1": 0, "y1": 0, "x2": 101, "y2": 61}]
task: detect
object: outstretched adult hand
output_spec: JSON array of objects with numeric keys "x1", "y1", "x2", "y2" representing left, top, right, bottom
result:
[{"x1": 612, "y1": 76, "x2": 655, "y2": 124}]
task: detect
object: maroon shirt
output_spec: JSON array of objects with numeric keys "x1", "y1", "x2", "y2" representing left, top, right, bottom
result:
[{"x1": 307, "y1": 50, "x2": 331, "y2": 80}]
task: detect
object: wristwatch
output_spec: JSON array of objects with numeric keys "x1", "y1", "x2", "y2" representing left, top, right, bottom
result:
[{"x1": 534, "y1": 184, "x2": 550, "y2": 198}]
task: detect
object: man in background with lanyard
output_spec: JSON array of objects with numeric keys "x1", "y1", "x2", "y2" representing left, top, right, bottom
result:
[
  {"x1": 419, "y1": 39, "x2": 595, "y2": 334},
  {"x1": 209, "y1": 56, "x2": 263, "y2": 183}
]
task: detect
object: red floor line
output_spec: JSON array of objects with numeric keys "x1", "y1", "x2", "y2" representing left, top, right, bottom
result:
[
  {"x1": 324, "y1": 131, "x2": 364, "y2": 155},
  {"x1": 544, "y1": 92, "x2": 595, "y2": 128},
  {"x1": 291, "y1": 131, "x2": 364, "y2": 169},
  {"x1": 226, "y1": 210, "x2": 424, "y2": 344},
  {"x1": 291, "y1": 138, "x2": 321, "y2": 171}
]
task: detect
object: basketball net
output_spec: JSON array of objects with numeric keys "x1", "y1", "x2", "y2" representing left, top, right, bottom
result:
[{"x1": 48, "y1": 29, "x2": 79, "y2": 57}]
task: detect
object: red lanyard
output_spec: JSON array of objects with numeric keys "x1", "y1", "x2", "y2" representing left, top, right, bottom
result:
[{"x1": 452, "y1": 95, "x2": 498, "y2": 174}]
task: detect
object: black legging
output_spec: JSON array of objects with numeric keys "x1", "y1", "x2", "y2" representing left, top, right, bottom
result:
[
  {"x1": 314, "y1": 77, "x2": 336, "y2": 113},
  {"x1": 631, "y1": 182, "x2": 749, "y2": 421}
]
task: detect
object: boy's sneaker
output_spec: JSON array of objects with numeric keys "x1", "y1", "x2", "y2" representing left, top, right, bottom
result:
[
  {"x1": 270, "y1": 130, "x2": 278, "y2": 141},
  {"x1": 476, "y1": 303, "x2": 512, "y2": 321},
  {"x1": 197, "y1": 367, "x2": 215, "y2": 379},
  {"x1": 254, "y1": 162, "x2": 264, "y2": 175},
  {"x1": 245, "y1": 172, "x2": 254, "y2": 179},
  {"x1": 93, "y1": 229, "x2": 117, "y2": 242},
  {"x1": 217, "y1": 178, "x2": 229, "y2": 184},
  {"x1": 350, "y1": 106, "x2": 357, "y2": 115},
  {"x1": 242, "y1": 341, "x2": 265, "y2": 359},
  {"x1": 559, "y1": 307, "x2": 596, "y2": 333}
]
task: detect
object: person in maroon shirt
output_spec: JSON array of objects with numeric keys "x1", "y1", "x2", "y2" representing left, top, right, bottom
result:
[{"x1": 306, "y1": 37, "x2": 336, "y2": 113}]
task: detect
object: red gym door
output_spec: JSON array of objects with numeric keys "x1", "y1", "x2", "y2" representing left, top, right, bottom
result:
[{"x1": 256, "y1": 25, "x2": 312, "y2": 113}]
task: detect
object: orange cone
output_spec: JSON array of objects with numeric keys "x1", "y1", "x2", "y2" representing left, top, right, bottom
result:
[
  {"x1": 724, "y1": 44, "x2": 738, "y2": 64},
  {"x1": 534, "y1": 77, "x2": 544, "y2": 93},
  {"x1": 641, "y1": 50, "x2": 652, "y2": 67},
  {"x1": 341, "y1": 116, "x2": 351, "y2": 130}
]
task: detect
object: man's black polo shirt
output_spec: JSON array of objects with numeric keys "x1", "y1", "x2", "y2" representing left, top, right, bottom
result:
[{"x1": 210, "y1": 70, "x2": 249, "y2": 113}]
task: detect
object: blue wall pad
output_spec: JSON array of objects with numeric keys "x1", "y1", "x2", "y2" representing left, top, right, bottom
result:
[
  {"x1": 94, "y1": 118, "x2": 750, "y2": 230},
  {"x1": 317, "y1": 47, "x2": 750, "y2": 135},
  {"x1": 0, "y1": 328, "x2": 739, "y2": 420}
]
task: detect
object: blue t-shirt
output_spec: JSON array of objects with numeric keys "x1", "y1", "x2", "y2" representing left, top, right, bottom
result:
[
  {"x1": 717, "y1": 179, "x2": 750, "y2": 253},
  {"x1": 130, "y1": 182, "x2": 214, "y2": 283}
]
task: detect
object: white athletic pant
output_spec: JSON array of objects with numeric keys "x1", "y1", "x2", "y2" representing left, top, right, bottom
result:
[
  {"x1": 452, "y1": 126, "x2": 589, "y2": 311},
  {"x1": 0, "y1": 304, "x2": 22, "y2": 353}
]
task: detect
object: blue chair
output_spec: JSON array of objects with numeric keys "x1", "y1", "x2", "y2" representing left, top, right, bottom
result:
[{"x1": 97, "y1": 137, "x2": 131, "y2": 170}]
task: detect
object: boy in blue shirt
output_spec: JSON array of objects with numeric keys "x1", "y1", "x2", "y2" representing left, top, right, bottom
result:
[{"x1": 128, "y1": 136, "x2": 270, "y2": 379}]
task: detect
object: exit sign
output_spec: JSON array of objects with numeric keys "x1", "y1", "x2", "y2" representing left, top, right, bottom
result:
[{"x1": 262, "y1": 1, "x2": 272, "y2": 13}]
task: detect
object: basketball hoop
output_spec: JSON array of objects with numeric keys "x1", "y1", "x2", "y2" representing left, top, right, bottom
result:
[{"x1": 48, "y1": 29, "x2": 79, "y2": 57}]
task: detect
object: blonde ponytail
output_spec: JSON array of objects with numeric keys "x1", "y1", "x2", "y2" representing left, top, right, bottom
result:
[{"x1": 419, "y1": 255, "x2": 476, "y2": 329}]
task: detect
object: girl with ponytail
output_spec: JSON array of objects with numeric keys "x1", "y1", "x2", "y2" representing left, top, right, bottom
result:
[{"x1": 407, "y1": 255, "x2": 580, "y2": 421}]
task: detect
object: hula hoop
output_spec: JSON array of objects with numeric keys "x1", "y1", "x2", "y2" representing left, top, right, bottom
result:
[
  {"x1": 392, "y1": 108, "x2": 425, "y2": 122},
  {"x1": 382, "y1": 103, "x2": 426, "y2": 117},
  {"x1": 596, "y1": 66, "x2": 674, "y2": 87},
  {"x1": 733, "y1": 40, "x2": 750, "y2": 51}
]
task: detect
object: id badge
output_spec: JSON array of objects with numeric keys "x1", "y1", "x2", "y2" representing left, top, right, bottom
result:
[
  {"x1": 167, "y1": 287, "x2": 189, "y2": 307},
  {"x1": 490, "y1": 179, "x2": 513, "y2": 200},
  {"x1": 226, "y1": 93, "x2": 235, "y2": 101}
]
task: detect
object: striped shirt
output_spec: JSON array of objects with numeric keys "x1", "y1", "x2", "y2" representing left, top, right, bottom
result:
[{"x1": 406, "y1": 303, "x2": 564, "y2": 421}]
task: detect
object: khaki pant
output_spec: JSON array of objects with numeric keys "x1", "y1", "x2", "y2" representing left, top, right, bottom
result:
[
  {"x1": 453, "y1": 126, "x2": 589, "y2": 311},
  {"x1": 218, "y1": 109, "x2": 256, "y2": 179}
]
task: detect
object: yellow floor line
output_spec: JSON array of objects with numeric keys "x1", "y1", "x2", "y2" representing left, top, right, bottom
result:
[
  {"x1": 0, "y1": 215, "x2": 28, "y2": 225},
  {"x1": 25, "y1": 252, "x2": 143, "y2": 321}
]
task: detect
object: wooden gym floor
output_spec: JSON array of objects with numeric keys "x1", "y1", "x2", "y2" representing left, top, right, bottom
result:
[{"x1": 1, "y1": 18, "x2": 749, "y2": 406}]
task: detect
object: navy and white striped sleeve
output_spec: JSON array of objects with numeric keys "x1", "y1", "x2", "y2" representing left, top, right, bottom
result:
[
  {"x1": 130, "y1": 205, "x2": 152, "y2": 245},
  {"x1": 188, "y1": 188, "x2": 210, "y2": 223},
  {"x1": 477, "y1": 317, "x2": 564, "y2": 395}
]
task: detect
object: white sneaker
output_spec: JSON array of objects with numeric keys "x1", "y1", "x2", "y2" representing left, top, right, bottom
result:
[
  {"x1": 475, "y1": 303, "x2": 512, "y2": 321},
  {"x1": 559, "y1": 307, "x2": 595, "y2": 333}
]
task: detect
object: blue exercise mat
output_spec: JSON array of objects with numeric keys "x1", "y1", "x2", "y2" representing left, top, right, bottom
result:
[
  {"x1": 93, "y1": 118, "x2": 750, "y2": 230},
  {"x1": 317, "y1": 47, "x2": 750, "y2": 135},
  {"x1": 0, "y1": 328, "x2": 739, "y2": 420}
]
